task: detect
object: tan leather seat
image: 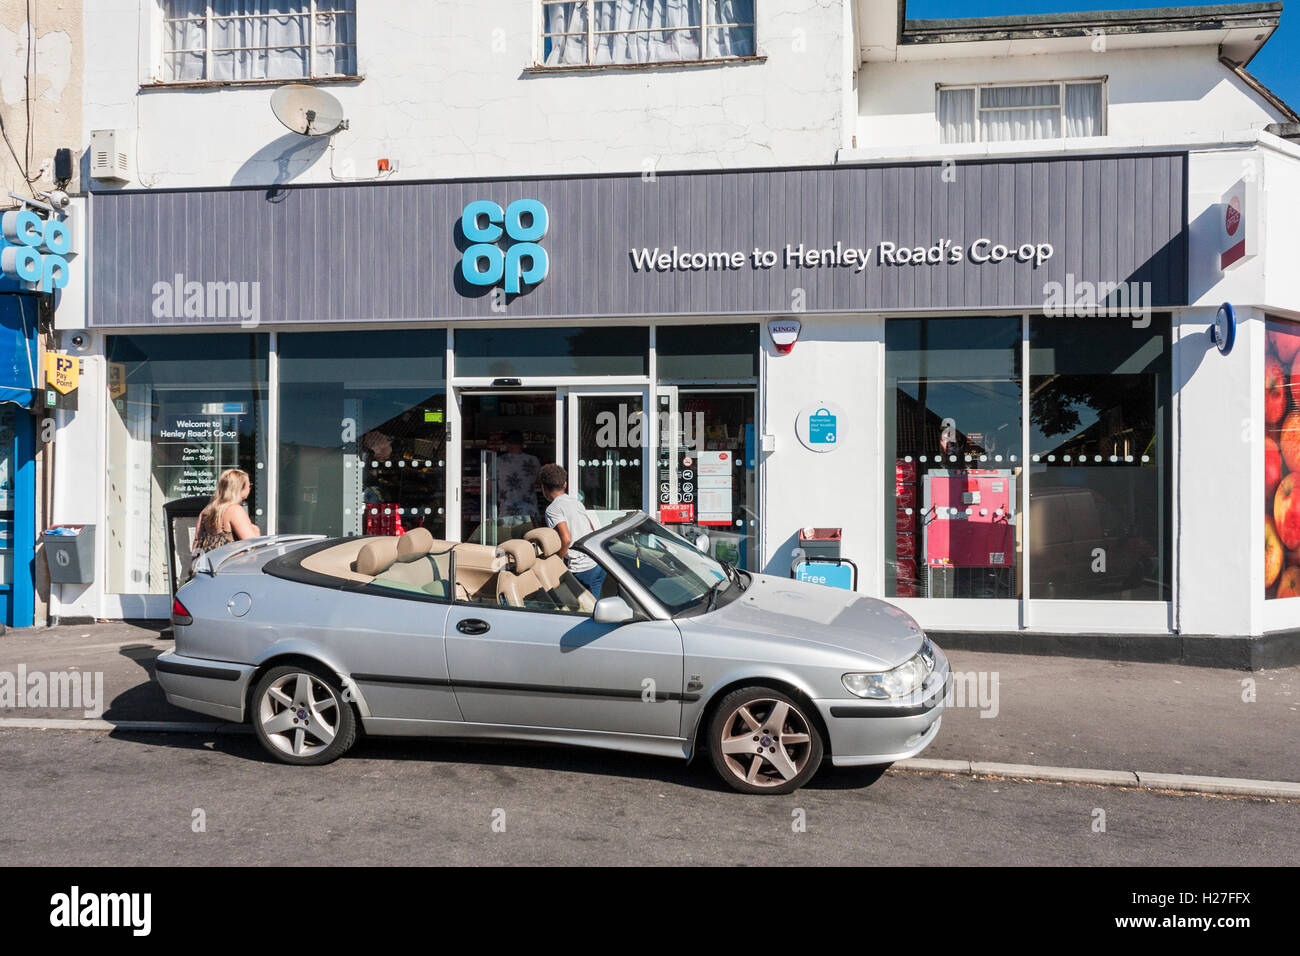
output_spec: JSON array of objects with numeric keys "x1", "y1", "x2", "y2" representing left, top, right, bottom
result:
[
  {"x1": 495, "y1": 540, "x2": 557, "y2": 609},
  {"x1": 524, "y1": 527, "x2": 595, "y2": 613},
  {"x1": 371, "y1": 527, "x2": 451, "y2": 596},
  {"x1": 353, "y1": 537, "x2": 400, "y2": 577},
  {"x1": 453, "y1": 542, "x2": 505, "y2": 603}
]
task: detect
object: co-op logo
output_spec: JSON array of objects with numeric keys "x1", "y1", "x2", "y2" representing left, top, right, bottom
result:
[
  {"x1": 1, "y1": 209, "x2": 72, "y2": 293},
  {"x1": 459, "y1": 199, "x2": 548, "y2": 294}
]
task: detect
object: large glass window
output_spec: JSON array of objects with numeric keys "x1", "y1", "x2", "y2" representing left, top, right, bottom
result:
[
  {"x1": 654, "y1": 325, "x2": 759, "y2": 570},
  {"x1": 1028, "y1": 315, "x2": 1170, "y2": 601},
  {"x1": 886, "y1": 318, "x2": 1023, "y2": 600},
  {"x1": 656, "y1": 323, "x2": 759, "y2": 381},
  {"x1": 454, "y1": 327, "x2": 648, "y2": 379},
  {"x1": 886, "y1": 314, "x2": 1172, "y2": 604},
  {"x1": 278, "y1": 330, "x2": 447, "y2": 540},
  {"x1": 105, "y1": 334, "x2": 268, "y2": 594}
]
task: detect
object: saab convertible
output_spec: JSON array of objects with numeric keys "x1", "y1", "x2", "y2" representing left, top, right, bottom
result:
[{"x1": 156, "y1": 512, "x2": 948, "y2": 794}]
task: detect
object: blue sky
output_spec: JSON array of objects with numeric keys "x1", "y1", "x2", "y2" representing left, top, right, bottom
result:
[{"x1": 908, "y1": 0, "x2": 1298, "y2": 112}]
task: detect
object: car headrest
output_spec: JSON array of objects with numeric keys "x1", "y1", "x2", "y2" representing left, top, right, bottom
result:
[
  {"x1": 524, "y1": 527, "x2": 561, "y2": 557},
  {"x1": 355, "y1": 537, "x2": 399, "y2": 576},
  {"x1": 397, "y1": 527, "x2": 434, "y2": 561},
  {"x1": 496, "y1": 539, "x2": 536, "y2": 573}
]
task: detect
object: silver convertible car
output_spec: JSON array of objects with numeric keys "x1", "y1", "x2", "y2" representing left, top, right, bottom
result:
[{"x1": 157, "y1": 512, "x2": 948, "y2": 794}]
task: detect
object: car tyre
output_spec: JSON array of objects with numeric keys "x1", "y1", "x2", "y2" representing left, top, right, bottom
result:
[
  {"x1": 251, "y1": 664, "x2": 357, "y2": 766},
  {"x1": 707, "y1": 686, "x2": 824, "y2": 795}
]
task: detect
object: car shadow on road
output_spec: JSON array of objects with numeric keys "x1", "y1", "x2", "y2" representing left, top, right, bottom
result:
[
  {"x1": 107, "y1": 644, "x2": 202, "y2": 722},
  {"x1": 109, "y1": 723, "x2": 892, "y2": 794}
]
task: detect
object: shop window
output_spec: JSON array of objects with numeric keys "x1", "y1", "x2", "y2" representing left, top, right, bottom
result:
[
  {"x1": 105, "y1": 334, "x2": 268, "y2": 595},
  {"x1": 1027, "y1": 315, "x2": 1170, "y2": 601},
  {"x1": 278, "y1": 330, "x2": 447, "y2": 540},
  {"x1": 939, "y1": 80, "x2": 1105, "y2": 144},
  {"x1": 453, "y1": 327, "x2": 648, "y2": 379},
  {"x1": 1265, "y1": 315, "x2": 1300, "y2": 599},
  {"x1": 656, "y1": 323, "x2": 759, "y2": 381},
  {"x1": 159, "y1": 0, "x2": 357, "y2": 84},
  {"x1": 886, "y1": 317, "x2": 1023, "y2": 600},
  {"x1": 540, "y1": 1, "x2": 755, "y2": 68}
]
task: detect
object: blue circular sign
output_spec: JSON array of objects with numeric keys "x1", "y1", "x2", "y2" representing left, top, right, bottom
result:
[{"x1": 1212, "y1": 303, "x2": 1236, "y2": 355}]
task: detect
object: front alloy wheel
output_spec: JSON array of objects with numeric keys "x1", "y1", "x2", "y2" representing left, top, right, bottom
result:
[
  {"x1": 251, "y1": 665, "x2": 357, "y2": 766},
  {"x1": 708, "y1": 687, "x2": 824, "y2": 794}
]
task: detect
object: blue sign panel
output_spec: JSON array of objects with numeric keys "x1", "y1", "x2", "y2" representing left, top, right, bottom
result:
[
  {"x1": 460, "y1": 199, "x2": 549, "y2": 294},
  {"x1": 794, "y1": 560, "x2": 856, "y2": 591},
  {"x1": 808, "y1": 407, "x2": 837, "y2": 445}
]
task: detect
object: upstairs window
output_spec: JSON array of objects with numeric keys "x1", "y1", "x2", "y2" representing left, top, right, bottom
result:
[
  {"x1": 938, "y1": 80, "x2": 1105, "y2": 144},
  {"x1": 540, "y1": 0, "x2": 756, "y2": 67},
  {"x1": 159, "y1": 0, "x2": 357, "y2": 83}
]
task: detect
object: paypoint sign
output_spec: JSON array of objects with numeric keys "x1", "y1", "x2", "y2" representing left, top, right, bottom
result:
[{"x1": 459, "y1": 199, "x2": 549, "y2": 294}]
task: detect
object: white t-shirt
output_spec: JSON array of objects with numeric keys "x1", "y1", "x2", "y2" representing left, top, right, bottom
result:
[{"x1": 545, "y1": 493, "x2": 597, "y2": 573}]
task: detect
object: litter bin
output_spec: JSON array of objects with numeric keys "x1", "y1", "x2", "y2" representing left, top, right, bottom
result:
[
  {"x1": 42, "y1": 524, "x2": 96, "y2": 584},
  {"x1": 798, "y1": 527, "x2": 842, "y2": 562}
]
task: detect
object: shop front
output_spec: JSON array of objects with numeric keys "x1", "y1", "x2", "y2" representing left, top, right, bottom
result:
[{"x1": 64, "y1": 152, "x2": 1218, "y2": 651}]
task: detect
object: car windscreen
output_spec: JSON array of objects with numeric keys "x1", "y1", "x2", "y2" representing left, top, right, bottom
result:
[{"x1": 601, "y1": 519, "x2": 729, "y2": 616}]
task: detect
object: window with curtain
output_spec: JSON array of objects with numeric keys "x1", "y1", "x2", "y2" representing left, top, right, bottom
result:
[
  {"x1": 160, "y1": 0, "x2": 357, "y2": 83},
  {"x1": 541, "y1": 0, "x2": 756, "y2": 67},
  {"x1": 939, "y1": 80, "x2": 1105, "y2": 144}
]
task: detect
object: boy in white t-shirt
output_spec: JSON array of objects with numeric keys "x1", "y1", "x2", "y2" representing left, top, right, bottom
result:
[{"x1": 538, "y1": 463, "x2": 606, "y2": 599}]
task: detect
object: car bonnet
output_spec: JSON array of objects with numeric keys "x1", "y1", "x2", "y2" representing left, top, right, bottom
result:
[{"x1": 692, "y1": 573, "x2": 926, "y2": 670}]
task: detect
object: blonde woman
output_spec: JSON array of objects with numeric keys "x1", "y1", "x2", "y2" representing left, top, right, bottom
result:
[{"x1": 193, "y1": 468, "x2": 260, "y2": 557}]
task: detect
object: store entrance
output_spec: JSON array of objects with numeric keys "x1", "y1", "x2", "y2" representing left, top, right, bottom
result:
[{"x1": 459, "y1": 391, "x2": 557, "y2": 546}]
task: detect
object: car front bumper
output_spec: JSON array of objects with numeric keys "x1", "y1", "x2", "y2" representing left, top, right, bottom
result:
[
  {"x1": 814, "y1": 645, "x2": 950, "y2": 768},
  {"x1": 154, "y1": 651, "x2": 256, "y2": 722}
]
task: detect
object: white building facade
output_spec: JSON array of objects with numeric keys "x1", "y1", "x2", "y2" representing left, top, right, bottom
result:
[{"x1": 43, "y1": 0, "x2": 1300, "y2": 668}]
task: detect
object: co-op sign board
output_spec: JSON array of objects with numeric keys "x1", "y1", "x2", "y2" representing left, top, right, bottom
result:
[{"x1": 86, "y1": 153, "x2": 1187, "y2": 327}]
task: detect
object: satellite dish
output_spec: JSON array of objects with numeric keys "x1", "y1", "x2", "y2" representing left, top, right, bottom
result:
[{"x1": 270, "y1": 84, "x2": 349, "y2": 137}]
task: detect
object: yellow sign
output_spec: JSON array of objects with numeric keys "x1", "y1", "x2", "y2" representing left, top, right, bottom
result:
[
  {"x1": 108, "y1": 362, "x2": 126, "y2": 399},
  {"x1": 45, "y1": 353, "x2": 79, "y2": 396}
]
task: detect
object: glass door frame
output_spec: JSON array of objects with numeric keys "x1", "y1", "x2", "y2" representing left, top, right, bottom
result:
[
  {"x1": 447, "y1": 387, "x2": 562, "y2": 545},
  {"x1": 559, "y1": 385, "x2": 653, "y2": 522}
]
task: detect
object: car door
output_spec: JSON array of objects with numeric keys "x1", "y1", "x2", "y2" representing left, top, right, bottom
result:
[
  {"x1": 445, "y1": 603, "x2": 684, "y2": 738},
  {"x1": 324, "y1": 590, "x2": 461, "y2": 723}
]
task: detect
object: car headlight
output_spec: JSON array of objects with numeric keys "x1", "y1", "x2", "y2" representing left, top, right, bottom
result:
[{"x1": 843, "y1": 640, "x2": 936, "y2": 699}]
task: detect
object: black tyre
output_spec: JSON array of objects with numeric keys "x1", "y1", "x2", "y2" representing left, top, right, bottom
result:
[
  {"x1": 707, "y1": 686, "x2": 824, "y2": 795},
  {"x1": 250, "y1": 664, "x2": 357, "y2": 766}
]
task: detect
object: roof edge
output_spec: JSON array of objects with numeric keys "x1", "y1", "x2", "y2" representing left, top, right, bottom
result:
[{"x1": 902, "y1": 2, "x2": 1282, "y2": 44}]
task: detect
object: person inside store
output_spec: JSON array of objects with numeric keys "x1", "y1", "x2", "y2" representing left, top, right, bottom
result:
[
  {"x1": 497, "y1": 430, "x2": 541, "y2": 531},
  {"x1": 538, "y1": 463, "x2": 605, "y2": 598},
  {"x1": 193, "y1": 467, "x2": 260, "y2": 557}
]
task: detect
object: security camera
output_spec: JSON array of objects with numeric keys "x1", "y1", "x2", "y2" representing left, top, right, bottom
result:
[
  {"x1": 38, "y1": 189, "x2": 71, "y2": 212},
  {"x1": 67, "y1": 333, "x2": 89, "y2": 352}
]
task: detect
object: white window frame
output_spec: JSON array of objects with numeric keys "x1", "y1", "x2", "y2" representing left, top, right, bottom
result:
[
  {"x1": 535, "y1": 0, "x2": 758, "y2": 68},
  {"x1": 936, "y1": 78, "x2": 1109, "y2": 144},
  {"x1": 155, "y1": 0, "x2": 358, "y2": 85}
]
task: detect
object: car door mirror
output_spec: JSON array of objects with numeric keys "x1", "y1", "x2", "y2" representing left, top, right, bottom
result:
[{"x1": 592, "y1": 595, "x2": 635, "y2": 625}]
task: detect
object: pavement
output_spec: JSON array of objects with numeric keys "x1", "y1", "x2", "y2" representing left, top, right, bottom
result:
[{"x1": 0, "y1": 621, "x2": 1297, "y2": 785}]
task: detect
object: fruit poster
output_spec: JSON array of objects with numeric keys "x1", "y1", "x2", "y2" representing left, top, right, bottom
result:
[{"x1": 1266, "y1": 317, "x2": 1300, "y2": 598}]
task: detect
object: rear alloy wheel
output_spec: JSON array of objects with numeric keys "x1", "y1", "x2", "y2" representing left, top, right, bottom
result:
[
  {"x1": 251, "y1": 665, "x2": 356, "y2": 766},
  {"x1": 708, "y1": 687, "x2": 824, "y2": 794}
]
